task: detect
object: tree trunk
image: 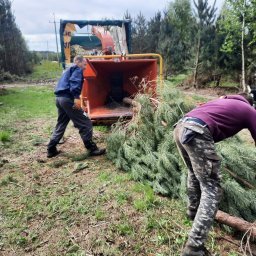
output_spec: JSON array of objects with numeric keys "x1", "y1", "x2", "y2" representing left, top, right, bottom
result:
[
  {"x1": 215, "y1": 210, "x2": 256, "y2": 239},
  {"x1": 193, "y1": 33, "x2": 201, "y2": 89},
  {"x1": 241, "y1": 0, "x2": 247, "y2": 92}
]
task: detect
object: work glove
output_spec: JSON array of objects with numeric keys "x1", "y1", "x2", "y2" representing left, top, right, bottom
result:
[{"x1": 73, "y1": 99, "x2": 81, "y2": 110}]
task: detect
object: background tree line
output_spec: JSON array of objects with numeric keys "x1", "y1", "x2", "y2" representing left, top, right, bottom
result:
[
  {"x1": 126, "y1": 0, "x2": 256, "y2": 89},
  {"x1": 0, "y1": 0, "x2": 32, "y2": 79},
  {"x1": 0, "y1": 0, "x2": 59, "y2": 81},
  {"x1": 1, "y1": 0, "x2": 256, "y2": 89}
]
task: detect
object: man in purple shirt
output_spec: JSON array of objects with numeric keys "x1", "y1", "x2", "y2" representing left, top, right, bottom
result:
[{"x1": 174, "y1": 93, "x2": 256, "y2": 256}]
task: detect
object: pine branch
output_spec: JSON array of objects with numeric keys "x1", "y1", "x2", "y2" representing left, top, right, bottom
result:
[{"x1": 224, "y1": 167, "x2": 256, "y2": 190}]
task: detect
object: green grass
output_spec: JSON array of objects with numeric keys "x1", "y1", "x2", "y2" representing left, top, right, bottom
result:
[
  {"x1": 191, "y1": 94, "x2": 207, "y2": 102},
  {"x1": 0, "y1": 86, "x2": 56, "y2": 124},
  {"x1": 208, "y1": 74, "x2": 240, "y2": 88},
  {"x1": 28, "y1": 60, "x2": 62, "y2": 80},
  {"x1": 166, "y1": 73, "x2": 189, "y2": 86},
  {"x1": 0, "y1": 86, "x2": 244, "y2": 255},
  {"x1": 166, "y1": 73, "x2": 240, "y2": 89},
  {"x1": 94, "y1": 125, "x2": 110, "y2": 132},
  {"x1": 114, "y1": 223, "x2": 134, "y2": 236},
  {"x1": 0, "y1": 175, "x2": 17, "y2": 186},
  {"x1": 0, "y1": 130, "x2": 11, "y2": 142}
]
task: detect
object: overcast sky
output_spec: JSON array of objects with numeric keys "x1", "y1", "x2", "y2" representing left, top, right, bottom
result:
[{"x1": 12, "y1": 0, "x2": 224, "y2": 52}]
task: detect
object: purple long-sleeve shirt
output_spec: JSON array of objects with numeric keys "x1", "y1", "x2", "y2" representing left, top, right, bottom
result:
[{"x1": 185, "y1": 95, "x2": 256, "y2": 143}]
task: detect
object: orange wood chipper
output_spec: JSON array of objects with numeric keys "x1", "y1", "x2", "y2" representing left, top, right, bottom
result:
[{"x1": 60, "y1": 19, "x2": 163, "y2": 124}]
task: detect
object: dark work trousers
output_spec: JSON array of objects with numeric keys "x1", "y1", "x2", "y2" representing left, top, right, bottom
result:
[
  {"x1": 174, "y1": 121, "x2": 222, "y2": 248},
  {"x1": 48, "y1": 97, "x2": 93, "y2": 150}
]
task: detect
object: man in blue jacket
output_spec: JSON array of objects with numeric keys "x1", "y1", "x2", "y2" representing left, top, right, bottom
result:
[{"x1": 47, "y1": 56, "x2": 105, "y2": 158}]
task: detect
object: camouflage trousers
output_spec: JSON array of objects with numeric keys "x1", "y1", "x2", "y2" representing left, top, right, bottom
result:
[{"x1": 174, "y1": 120, "x2": 222, "y2": 248}]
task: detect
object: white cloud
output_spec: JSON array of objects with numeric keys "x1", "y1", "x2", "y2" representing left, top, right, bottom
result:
[
  {"x1": 12, "y1": 0, "x2": 224, "y2": 51},
  {"x1": 24, "y1": 34, "x2": 58, "y2": 52}
]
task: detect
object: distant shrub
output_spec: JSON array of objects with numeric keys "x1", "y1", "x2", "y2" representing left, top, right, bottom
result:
[{"x1": 0, "y1": 69, "x2": 20, "y2": 82}]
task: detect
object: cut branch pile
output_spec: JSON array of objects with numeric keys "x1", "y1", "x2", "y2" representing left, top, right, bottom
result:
[{"x1": 106, "y1": 86, "x2": 256, "y2": 237}]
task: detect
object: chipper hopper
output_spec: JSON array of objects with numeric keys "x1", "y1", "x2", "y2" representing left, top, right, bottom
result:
[{"x1": 60, "y1": 19, "x2": 163, "y2": 124}]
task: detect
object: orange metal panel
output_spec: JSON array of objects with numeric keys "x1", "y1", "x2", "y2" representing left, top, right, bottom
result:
[
  {"x1": 92, "y1": 26, "x2": 115, "y2": 54},
  {"x1": 90, "y1": 106, "x2": 133, "y2": 119},
  {"x1": 81, "y1": 59, "x2": 157, "y2": 122},
  {"x1": 84, "y1": 59, "x2": 97, "y2": 79}
]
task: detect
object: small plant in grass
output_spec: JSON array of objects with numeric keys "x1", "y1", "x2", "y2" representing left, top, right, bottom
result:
[
  {"x1": 98, "y1": 172, "x2": 111, "y2": 182},
  {"x1": 97, "y1": 193, "x2": 111, "y2": 203},
  {"x1": 192, "y1": 95, "x2": 207, "y2": 102},
  {"x1": 66, "y1": 244, "x2": 80, "y2": 253},
  {"x1": 95, "y1": 209, "x2": 105, "y2": 221},
  {"x1": 174, "y1": 233, "x2": 187, "y2": 245},
  {"x1": 69, "y1": 153, "x2": 89, "y2": 162},
  {"x1": 49, "y1": 159, "x2": 69, "y2": 168},
  {"x1": 133, "y1": 199, "x2": 148, "y2": 211},
  {"x1": 31, "y1": 135, "x2": 47, "y2": 146},
  {"x1": 156, "y1": 233, "x2": 169, "y2": 246},
  {"x1": 14, "y1": 235, "x2": 28, "y2": 247},
  {"x1": 44, "y1": 124, "x2": 54, "y2": 135},
  {"x1": 115, "y1": 191, "x2": 131, "y2": 205},
  {"x1": 0, "y1": 130, "x2": 11, "y2": 142},
  {"x1": 94, "y1": 125, "x2": 110, "y2": 133},
  {"x1": 133, "y1": 184, "x2": 160, "y2": 211},
  {"x1": 114, "y1": 223, "x2": 134, "y2": 236},
  {"x1": 32, "y1": 173, "x2": 40, "y2": 180},
  {"x1": 132, "y1": 183, "x2": 148, "y2": 193},
  {"x1": 47, "y1": 195, "x2": 75, "y2": 217},
  {"x1": 114, "y1": 173, "x2": 132, "y2": 184},
  {"x1": 0, "y1": 175, "x2": 17, "y2": 186},
  {"x1": 146, "y1": 217, "x2": 159, "y2": 231},
  {"x1": 228, "y1": 253, "x2": 240, "y2": 256},
  {"x1": 76, "y1": 205, "x2": 89, "y2": 215}
]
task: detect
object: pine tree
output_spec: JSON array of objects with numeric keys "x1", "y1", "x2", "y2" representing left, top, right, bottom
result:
[
  {"x1": 147, "y1": 11, "x2": 162, "y2": 53},
  {"x1": 0, "y1": 0, "x2": 32, "y2": 77},
  {"x1": 158, "y1": 12, "x2": 173, "y2": 79},
  {"x1": 123, "y1": 10, "x2": 132, "y2": 20},
  {"x1": 192, "y1": 0, "x2": 217, "y2": 88},
  {"x1": 132, "y1": 12, "x2": 148, "y2": 53},
  {"x1": 158, "y1": 0, "x2": 196, "y2": 77}
]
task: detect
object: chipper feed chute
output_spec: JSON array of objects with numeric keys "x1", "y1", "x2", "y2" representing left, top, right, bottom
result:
[{"x1": 80, "y1": 54, "x2": 162, "y2": 124}]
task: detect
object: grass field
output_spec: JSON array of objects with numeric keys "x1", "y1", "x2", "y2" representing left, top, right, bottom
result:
[
  {"x1": 27, "y1": 61, "x2": 62, "y2": 81},
  {"x1": 0, "y1": 86, "x2": 242, "y2": 255}
]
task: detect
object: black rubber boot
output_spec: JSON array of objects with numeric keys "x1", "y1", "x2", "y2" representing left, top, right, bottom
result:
[
  {"x1": 182, "y1": 244, "x2": 211, "y2": 256},
  {"x1": 47, "y1": 147, "x2": 60, "y2": 158},
  {"x1": 47, "y1": 140, "x2": 60, "y2": 158},
  {"x1": 84, "y1": 140, "x2": 106, "y2": 156}
]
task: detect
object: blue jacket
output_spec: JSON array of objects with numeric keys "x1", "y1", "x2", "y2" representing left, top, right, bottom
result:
[{"x1": 55, "y1": 65, "x2": 83, "y2": 99}]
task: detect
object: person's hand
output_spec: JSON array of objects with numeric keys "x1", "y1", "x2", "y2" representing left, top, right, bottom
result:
[{"x1": 73, "y1": 99, "x2": 81, "y2": 110}]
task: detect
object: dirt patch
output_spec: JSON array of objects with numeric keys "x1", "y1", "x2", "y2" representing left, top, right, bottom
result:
[
  {"x1": 180, "y1": 86, "x2": 241, "y2": 100},
  {"x1": 0, "y1": 81, "x2": 56, "y2": 89}
]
